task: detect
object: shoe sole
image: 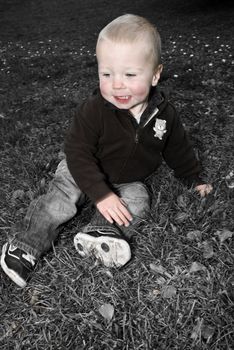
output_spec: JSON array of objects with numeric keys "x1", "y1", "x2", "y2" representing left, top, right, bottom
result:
[
  {"x1": 74, "y1": 233, "x2": 131, "y2": 267},
  {"x1": 1, "y1": 243, "x2": 27, "y2": 288}
]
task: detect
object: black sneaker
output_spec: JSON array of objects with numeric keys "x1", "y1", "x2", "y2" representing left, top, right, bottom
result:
[
  {"x1": 1, "y1": 243, "x2": 36, "y2": 288},
  {"x1": 74, "y1": 229, "x2": 131, "y2": 267}
]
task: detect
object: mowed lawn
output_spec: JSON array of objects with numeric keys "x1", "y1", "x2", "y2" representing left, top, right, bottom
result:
[{"x1": 0, "y1": 0, "x2": 233, "y2": 349}]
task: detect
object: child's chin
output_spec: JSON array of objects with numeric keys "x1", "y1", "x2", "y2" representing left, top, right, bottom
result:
[
  {"x1": 110, "y1": 101, "x2": 128, "y2": 109},
  {"x1": 116, "y1": 104, "x2": 129, "y2": 109}
]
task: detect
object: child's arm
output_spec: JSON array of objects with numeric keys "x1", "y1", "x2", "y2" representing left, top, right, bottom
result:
[
  {"x1": 96, "y1": 192, "x2": 133, "y2": 227},
  {"x1": 65, "y1": 99, "x2": 112, "y2": 204},
  {"x1": 162, "y1": 106, "x2": 212, "y2": 194},
  {"x1": 195, "y1": 184, "x2": 213, "y2": 197}
]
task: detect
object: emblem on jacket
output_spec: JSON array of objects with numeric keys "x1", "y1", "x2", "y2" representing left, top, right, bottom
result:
[{"x1": 153, "y1": 119, "x2": 167, "y2": 140}]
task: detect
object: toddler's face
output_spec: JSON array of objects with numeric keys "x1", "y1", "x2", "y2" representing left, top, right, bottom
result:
[{"x1": 96, "y1": 39, "x2": 162, "y2": 116}]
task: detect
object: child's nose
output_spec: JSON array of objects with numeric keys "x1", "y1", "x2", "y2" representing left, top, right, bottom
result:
[{"x1": 112, "y1": 77, "x2": 124, "y2": 89}]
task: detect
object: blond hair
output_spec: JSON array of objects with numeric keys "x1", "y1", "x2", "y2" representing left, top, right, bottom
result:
[{"x1": 97, "y1": 14, "x2": 161, "y2": 67}]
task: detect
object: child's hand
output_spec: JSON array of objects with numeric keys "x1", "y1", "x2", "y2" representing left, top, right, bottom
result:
[
  {"x1": 195, "y1": 184, "x2": 213, "y2": 197},
  {"x1": 96, "y1": 193, "x2": 133, "y2": 227}
]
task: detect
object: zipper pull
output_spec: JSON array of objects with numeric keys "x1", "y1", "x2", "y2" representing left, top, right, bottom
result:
[{"x1": 135, "y1": 131, "x2": 139, "y2": 143}]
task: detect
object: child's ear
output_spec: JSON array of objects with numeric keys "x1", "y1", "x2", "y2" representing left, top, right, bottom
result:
[{"x1": 152, "y1": 64, "x2": 163, "y2": 86}]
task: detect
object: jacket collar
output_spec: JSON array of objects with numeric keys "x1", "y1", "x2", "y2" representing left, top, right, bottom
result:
[
  {"x1": 139, "y1": 87, "x2": 165, "y2": 126},
  {"x1": 95, "y1": 86, "x2": 167, "y2": 125}
]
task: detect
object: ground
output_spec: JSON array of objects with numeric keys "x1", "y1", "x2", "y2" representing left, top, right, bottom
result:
[{"x1": 0, "y1": 0, "x2": 233, "y2": 349}]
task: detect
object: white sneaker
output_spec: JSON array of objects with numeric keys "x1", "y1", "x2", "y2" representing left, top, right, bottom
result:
[{"x1": 74, "y1": 230, "x2": 131, "y2": 267}]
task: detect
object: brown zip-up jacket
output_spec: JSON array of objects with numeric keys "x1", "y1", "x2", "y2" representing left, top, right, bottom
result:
[{"x1": 64, "y1": 87, "x2": 202, "y2": 203}]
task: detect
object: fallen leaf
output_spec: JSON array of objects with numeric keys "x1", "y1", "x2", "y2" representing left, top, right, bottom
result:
[
  {"x1": 189, "y1": 261, "x2": 206, "y2": 273},
  {"x1": 30, "y1": 289, "x2": 40, "y2": 305},
  {"x1": 92, "y1": 322, "x2": 103, "y2": 330},
  {"x1": 26, "y1": 190, "x2": 34, "y2": 200},
  {"x1": 225, "y1": 171, "x2": 234, "y2": 188},
  {"x1": 152, "y1": 289, "x2": 161, "y2": 296},
  {"x1": 201, "y1": 324, "x2": 215, "y2": 342},
  {"x1": 11, "y1": 189, "x2": 25, "y2": 204},
  {"x1": 187, "y1": 230, "x2": 202, "y2": 241},
  {"x1": 156, "y1": 276, "x2": 167, "y2": 285},
  {"x1": 175, "y1": 212, "x2": 188, "y2": 223},
  {"x1": 150, "y1": 264, "x2": 172, "y2": 278},
  {"x1": 191, "y1": 317, "x2": 203, "y2": 340},
  {"x1": 162, "y1": 285, "x2": 177, "y2": 299},
  {"x1": 150, "y1": 263, "x2": 166, "y2": 274},
  {"x1": 201, "y1": 240, "x2": 214, "y2": 259},
  {"x1": 98, "y1": 303, "x2": 114, "y2": 322},
  {"x1": 177, "y1": 194, "x2": 188, "y2": 208},
  {"x1": 170, "y1": 223, "x2": 177, "y2": 233},
  {"x1": 215, "y1": 229, "x2": 233, "y2": 243}
]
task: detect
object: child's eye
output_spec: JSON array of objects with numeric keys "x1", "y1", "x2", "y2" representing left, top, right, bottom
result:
[
  {"x1": 102, "y1": 73, "x2": 110, "y2": 77},
  {"x1": 126, "y1": 73, "x2": 136, "y2": 77}
]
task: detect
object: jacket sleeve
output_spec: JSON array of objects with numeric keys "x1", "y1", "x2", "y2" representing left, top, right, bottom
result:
[
  {"x1": 64, "y1": 99, "x2": 112, "y2": 203},
  {"x1": 162, "y1": 104, "x2": 203, "y2": 187}
]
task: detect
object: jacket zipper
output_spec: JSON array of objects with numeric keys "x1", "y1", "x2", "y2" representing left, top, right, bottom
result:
[
  {"x1": 135, "y1": 130, "x2": 139, "y2": 143},
  {"x1": 135, "y1": 107, "x2": 160, "y2": 144},
  {"x1": 117, "y1": 105, "x2": 161, "y2": 180}
]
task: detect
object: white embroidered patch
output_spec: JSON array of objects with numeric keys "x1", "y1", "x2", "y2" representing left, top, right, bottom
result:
[{"x1": 153, "y1": 119, "x2": 167, "y2": 140}]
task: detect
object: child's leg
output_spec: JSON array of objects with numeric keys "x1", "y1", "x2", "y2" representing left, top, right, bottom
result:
[
  {"x1": 115, "y1": 181, "x2": 150, "y2": 237},
  {"x1": 8, "y1": 159, "x2": 86, "y2": 259},
  {"x1": 1, "y1": 159, "x2": 86, "y2": 287},
  {"x1": 83, "y1": 181, "x2": 150, "y2": 231},
  {"x1": 74, "y1": 182, "x2": 150, "y2": 267},
  {"x1": 86, "y1": 181, "x2": 150, "y2": 234}
]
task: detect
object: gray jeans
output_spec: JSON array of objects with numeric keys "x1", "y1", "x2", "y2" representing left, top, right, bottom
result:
[{"x1": 11, "y1": 159, "x2": 150, "y2": 259}]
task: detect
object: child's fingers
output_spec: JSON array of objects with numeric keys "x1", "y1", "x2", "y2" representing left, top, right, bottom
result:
[
  {"x1": 205, "y1": 184, "x2": 213, "y2": 194},
  {"x1": 101, "y1": 210, "x2": 114, "y2": 224},
  {"x1": 96, "y1": 193, "x2": 133, "y2": 226},
  {"x1": 195, "y1": 184, "x2": 213, "y2": 197},
  {"x1": 107, "y1": 208, "x2": 127, "y2": 226},
  {"x1": 108, "y1": 205, "x2": 132, "y2": 227},
  {"x1": 119, "y1": 203, "x2": 133, "y2": 222},
  {"x1": 99, "y1": 205, "x2": 131, "y2": 226}
]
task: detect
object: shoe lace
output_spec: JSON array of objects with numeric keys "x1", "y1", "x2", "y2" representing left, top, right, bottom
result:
[{"x1": 22, "y1": 252, "x2": 36, "y2": 266}]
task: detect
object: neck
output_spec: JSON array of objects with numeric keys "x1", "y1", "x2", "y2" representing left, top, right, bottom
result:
[{"x1": 130, "y1": 101, "x2": 148, "y2": 117}]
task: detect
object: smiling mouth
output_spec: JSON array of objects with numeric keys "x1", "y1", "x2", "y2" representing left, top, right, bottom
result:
[{"x1": 114, "y1": 96, "x2": 131, "y2": 103}]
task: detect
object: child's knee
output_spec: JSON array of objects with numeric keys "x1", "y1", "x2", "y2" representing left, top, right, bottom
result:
[
  {"x1": 119, "y1": 182, "x2": 150, "y2": 217},
  {"x1": 50, "y1": 160, "x2": 82, "y2": 204},
  {"x1": 55, "y1": 159, "x2": 70, "y2": 176},
  {"x1": 128, "y1": 198, "x2": 150, "y2": 218}
]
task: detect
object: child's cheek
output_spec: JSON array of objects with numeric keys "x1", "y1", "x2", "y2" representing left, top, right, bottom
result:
[
  {"x1": 131, "y1": 84, "x2": 149, "y2": 98},
  {"x1": 99, "y1": 81, "x2": 110, "y2": 97}
]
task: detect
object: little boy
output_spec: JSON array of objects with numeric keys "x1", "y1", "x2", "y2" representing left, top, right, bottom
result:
[{"x1": 1, "y1": 14, "x2": 212, "y2": 288}]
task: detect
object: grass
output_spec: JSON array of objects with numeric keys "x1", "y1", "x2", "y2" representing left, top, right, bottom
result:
[{"x1": 0, "y1": 0, "x2": 233, "y2": 349}]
